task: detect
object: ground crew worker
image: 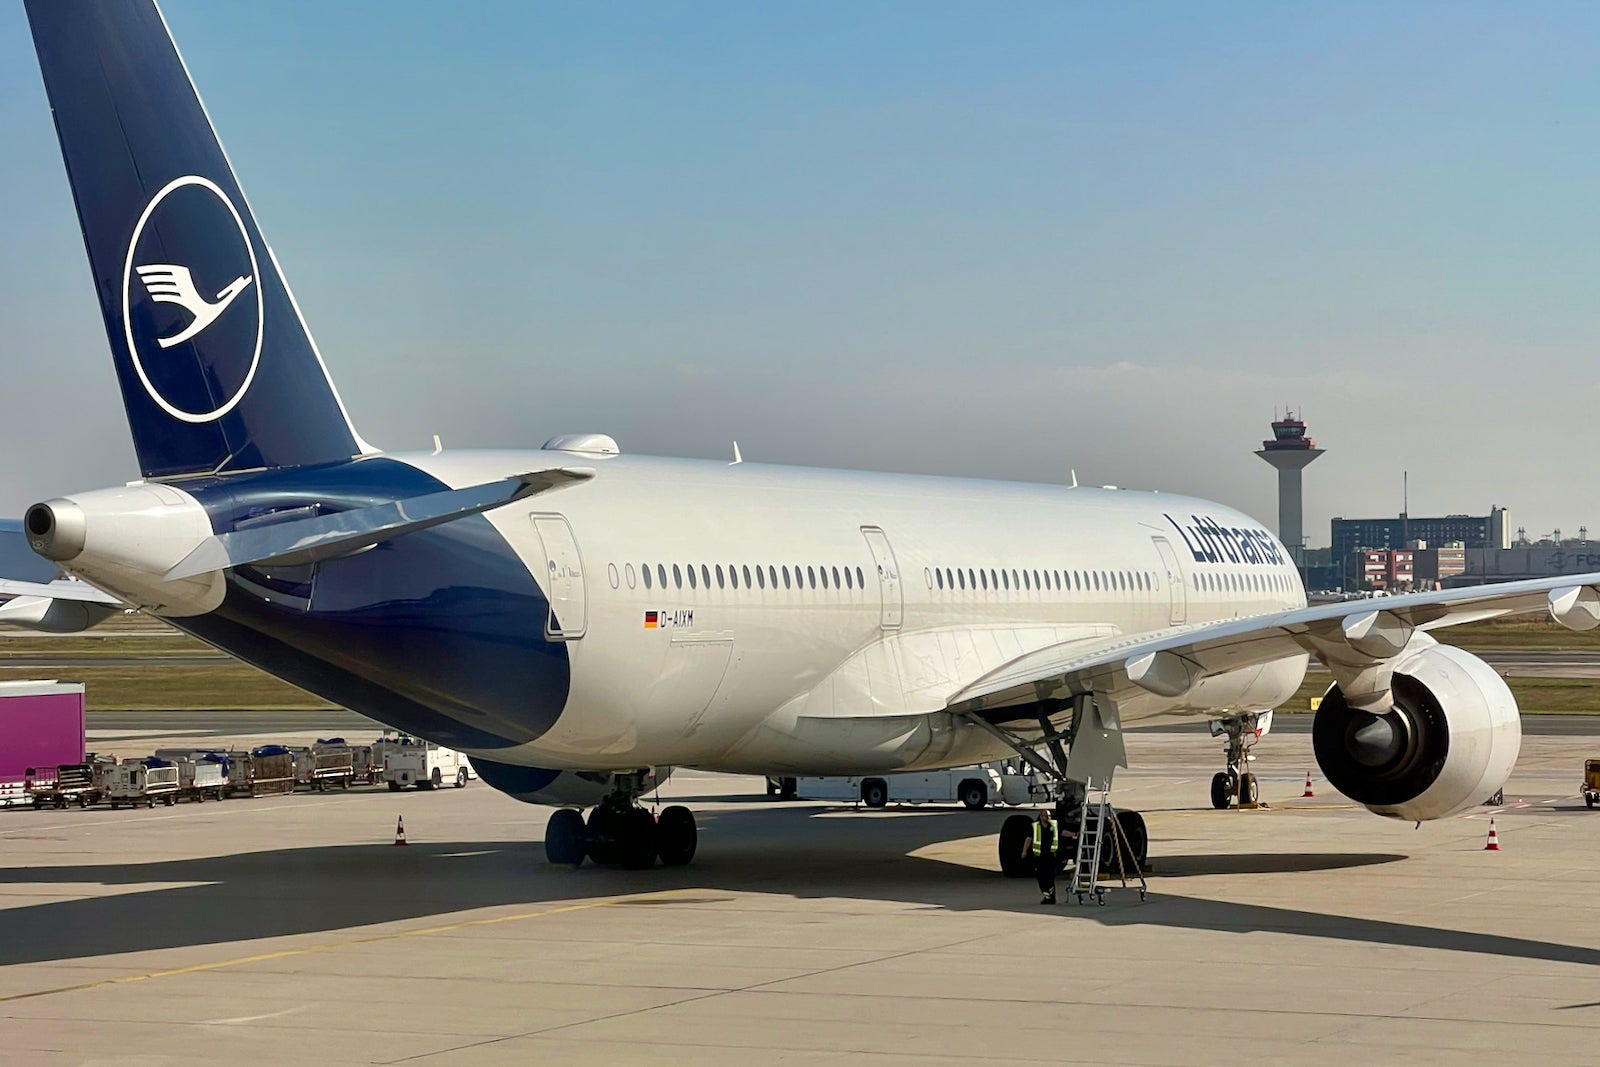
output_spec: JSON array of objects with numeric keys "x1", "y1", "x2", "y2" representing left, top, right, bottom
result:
[{"x1": 1026, "y1": 807, "x2": 1059, "y2": 904}]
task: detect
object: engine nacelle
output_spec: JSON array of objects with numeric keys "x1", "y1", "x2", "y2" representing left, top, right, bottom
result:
[
  {"x1": 468, "y1": 757, "x2": 671, "y2": 807},
  {"x1": 1313, "y1": 643, "x2": 1519, "y2": 821}
]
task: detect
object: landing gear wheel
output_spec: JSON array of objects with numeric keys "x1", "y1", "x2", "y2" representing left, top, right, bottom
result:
[
  {"x1": 1238, "y1": 772, "x2": 1259, "y2": 806},
  {"x1": 960, "y1": 781, "x2": 987, "y2": 810},
  {"x1": 1209, "y1": 772, "x2": 1232, "y2": 810},
  {"x1": 999, "y1": 813, "x2": 1035, "y2": 878},
  {"x1": 545, "y1": 808, "x2": 586, "y2": 866},
  {"x1": 861, "y1": 780, "x2": 888, "y2": 808},
  {"x1": 1112, "y1": 810, "x2": 1148, "y2": 872},
  {"x1": 455, "y1": 768, "x2": 468, "y2": 789},
  {"x1": 618, "y1": 807, "x2": 658, "y2": 870},
  {"x1": 656, "y1": 805, "x2": 697, "y2": 866},
  {"x1": 779, "y1": 776, "x2": 797, "y2": 800},
  {"x1": 586, "y1": 806, "x2": 622, "y2": 865}
]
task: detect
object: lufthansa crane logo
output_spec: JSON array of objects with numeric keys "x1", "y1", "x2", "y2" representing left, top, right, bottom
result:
[{"x1": 121, "y1": 175, "x2": 264, "y2": 424}]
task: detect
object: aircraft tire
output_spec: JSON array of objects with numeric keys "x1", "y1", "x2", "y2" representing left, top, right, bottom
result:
[
  {"x1": 586, "y1": 806, "x2": 621, "y2": 865},
  {"x1": 862, "y1": 780, "x2": 889, "y2": 808},
  {"x1": 1209, "y1": 772, "x2": 1232, "y2": 810},
  {"x1": 656, "y1": 805, "x2": 697, "y2": 866},
  {"x1": 999, "y1": 813, "x2": 1035, "y2": 878},
  {"x1": 1239, "y1": 773, "x2": 1259, "y2": 806},
  {"x1": 618, "y1": 807, "x2": 658, "y2": 870},
  {"x1": 545, "y1": 808, "x2": 586, "y2": 867},
  {"x1": 960, "y1": 781, "x2": 987, "y2": 810},
  {"x1": 1112, "y1": 810, "x2": 1148, "y2": 871}
]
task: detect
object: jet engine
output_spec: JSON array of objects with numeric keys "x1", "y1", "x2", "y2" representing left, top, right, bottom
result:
[
  {"x1": 1312, "y1": 642, "x2": 1519, "y2": 822},
  {"x1": 469, "y1": 757, "x2": 670, "y2": 808}
]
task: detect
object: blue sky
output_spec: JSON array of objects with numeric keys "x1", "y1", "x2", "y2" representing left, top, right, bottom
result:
[{"x1": 3, "y1": 2, "x2": 1599, "y2": 545}]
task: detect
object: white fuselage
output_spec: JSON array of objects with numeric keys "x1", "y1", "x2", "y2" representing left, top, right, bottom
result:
[{"x1": 391, "y1": 448, "x2": 1309, "y2": 776}]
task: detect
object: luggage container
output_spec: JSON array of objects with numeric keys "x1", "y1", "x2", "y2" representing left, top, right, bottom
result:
[
  {"x1": 227, "y1": 745, "x2": 296, "y2": 798},
  {"x1": 177, "y1": 756, "x2": 229, "y2": 802},
  {"x1": 105, "y1": 759, "x2": 181, "y2": 809},
  {"x1": 0, "y1": 681, "x2": 86, "y2": 808},
  {"x1": 383, "y1": 739, "x2": 474, "y2": 790}
]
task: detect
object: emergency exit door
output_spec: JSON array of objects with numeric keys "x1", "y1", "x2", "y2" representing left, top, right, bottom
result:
[
  {"x1": 532, "y1": 515, "x2": 587, "y2": 639},
  {"x1": 860, "y1": 526, "x2": 903, "y2": 630}
]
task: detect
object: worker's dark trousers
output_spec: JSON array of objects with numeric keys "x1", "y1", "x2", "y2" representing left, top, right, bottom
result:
[{"x1": 1036, "y1": 852, "x2": 1057, "y2": 898}]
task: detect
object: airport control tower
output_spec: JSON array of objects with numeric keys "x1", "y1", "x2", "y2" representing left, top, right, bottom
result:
[{"x1": 1256, "y1": 411, "x2": 1324, "y2": 565}]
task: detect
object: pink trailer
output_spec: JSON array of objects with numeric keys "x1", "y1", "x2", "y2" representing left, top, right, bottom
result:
[{"x1": 0, "y1": 682, "x2": 87, "y2": 808}]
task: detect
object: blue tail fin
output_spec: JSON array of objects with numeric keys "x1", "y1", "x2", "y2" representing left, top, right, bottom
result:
[{"x1": 25, "y1": 0, "x2": 371, "y2": 479}]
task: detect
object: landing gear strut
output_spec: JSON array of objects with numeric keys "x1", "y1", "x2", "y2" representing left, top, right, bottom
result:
[
  {"x1": 543, "y1": 771, "x2": 698, "y2": 869},
  {"x1": 1208, "y1": 712, "x2": 1270, "y2": 809}
]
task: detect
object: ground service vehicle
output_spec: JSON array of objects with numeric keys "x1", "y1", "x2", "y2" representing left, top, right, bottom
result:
[
  {"x1": 105, "y1": 760, "x2": 180, "y2": 809},
  {"x1": 0, "y1": 681, "x2": 86, "y2": 808},
  {"x1": 1585, "y1": 760, "x2": 1600, "y2": 809},
  {"x1": 293, "y1": 742, "x2": 355, "y2": 791},
  {"x1": 384, "y1": 742, "x2": 473, "y2": 791},
  {"x1": 792, "y1": 762, "x2": 1049, "y2": 810}
]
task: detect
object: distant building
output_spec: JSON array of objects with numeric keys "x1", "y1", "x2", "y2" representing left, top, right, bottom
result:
[
  {"x1": 1411, "y1": 540, "x2": 1467, "y2": 586},
  {"x1": 1331, "y1": 507, "x2": 1509, "y2": 589},
  {"x1": 1353, "y1": 548, "x2": 1415, "y2": 592},
  {"x1": 1442, "y1": 540, "x2": 1600, "y2": 587}
]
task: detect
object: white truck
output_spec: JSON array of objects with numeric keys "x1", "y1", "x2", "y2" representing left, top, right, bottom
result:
[
  {"x1": 785, "y1": 761, "x2": 1053, "y2": 810},
  {"x1": 382, "y1": 740, "x2": 474, "y2": 791}
]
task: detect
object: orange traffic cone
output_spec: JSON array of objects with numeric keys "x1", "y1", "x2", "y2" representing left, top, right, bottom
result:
[
  {"x1": 393, "y1": 815, "x2": 408, "y2": 846},
  {"x1": 1484, "y1": 817, "x2": 1500, "y2": 851},
  {"x1": 1301, "y1": 772, "x2": 1315, "y2": 798}
]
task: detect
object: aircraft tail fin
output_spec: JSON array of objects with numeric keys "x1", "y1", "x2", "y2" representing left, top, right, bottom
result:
[{"x1": 25, "y1": 0, "x2": 373, "y2": 479}]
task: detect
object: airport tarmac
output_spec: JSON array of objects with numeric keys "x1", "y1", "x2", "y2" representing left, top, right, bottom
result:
[{"x1": 4, "y1": 729, "x2": 1600, "y2": 1065}]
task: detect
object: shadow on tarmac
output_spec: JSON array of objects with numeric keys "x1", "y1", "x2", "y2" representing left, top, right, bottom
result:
[{"x1": 2, "y1": 802, "x2": 1596, "y2": 969}]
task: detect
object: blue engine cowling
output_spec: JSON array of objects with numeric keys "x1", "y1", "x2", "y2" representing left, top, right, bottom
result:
[{"x1": 469, "y1": 757, "x2": 671, "y2": 807}]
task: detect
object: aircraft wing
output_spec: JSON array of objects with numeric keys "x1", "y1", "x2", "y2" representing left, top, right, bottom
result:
[{"x1": 948, "y1": 573, "x2": 1600, "y2": 720}]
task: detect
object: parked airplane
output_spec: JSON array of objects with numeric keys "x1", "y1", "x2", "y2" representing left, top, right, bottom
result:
[{"x1": 17, "y1": 0, "x2": 1600, "y2": 872}]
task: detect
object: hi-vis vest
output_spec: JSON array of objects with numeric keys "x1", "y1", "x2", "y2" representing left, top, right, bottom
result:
[{"x1": 1032, "y1": 817, "x2": 1058, "y2": 856}]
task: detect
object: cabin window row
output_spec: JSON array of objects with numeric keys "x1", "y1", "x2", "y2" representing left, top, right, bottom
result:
[
  {"x1": 924, "y1": 565, "x2": 1159, "y2": 595},
  {"x1": 1197, "y1": 571, "x2": 1295, "y2": 595},
  {"x1": 615, "y1": 562, "x2": 868, "y2": 594}
]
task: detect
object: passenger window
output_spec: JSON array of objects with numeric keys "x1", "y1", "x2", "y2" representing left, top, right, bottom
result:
[
  {"x1": 643, "y1": 564, "x2": 653, "y2": 590},
  {"x1": 757, "y1": 565, "x2": 766, "y2": 589},
  {"x1": 728, "y1": 564, "x2": 737, "y2": 590},
  {"x1": 936, "y1": 569, "x2": 945, "y2": 590},
  {"x1": 716, "y1": 564, "x2": 725, "y2": 589},
  {"x1": 672, "y1": 564, "x2": 682, "y2": 589},
  {"x1": 804, "y1": 565, "x2": 814, "y2": 589},
  {"x1": 626, "y1": 563, "x2": 636, "y2": 589},
  {"x1": 958, "y1": 569, "x2": 967, "y2": 590},
  {"x1": 607, "y1": 563, "x2": 619, "y2": 589},
  {"x1": 658, "y1": 564, "x2": 668, "y2": 589},
  {"x1": 782, "y1": 566, "x2": 791, "y2": 589},
  {"x1": 967, "y1": 568, "x2": 976, "y2": 589},
  {"x1": 769, "y1": 565, "x2": 778, "y2": 588},
  {"x1": 687, "y1": 565, "x2": 697, "y2": 590},
  {"x1": 820, "y1": 566, "x2": 829, "y2": 590},
  {"x1": 701, "y1": 564, "x2": 711, "y2": 588},
  {"x1": 1002, "y1": 570, "x2": 1010, "y2": 591},
  {"x1": 845, "y1": 567, "x2": 854, "y2": 590},
  {"x1": 743, "y1": 564, "x2": 752, "y2": 588},
  {"x1": 980, "y1": 570, "x2": 988, "y2": 591},
  {"x1": 857, "y1": 566, "x2": 865, "y2": 589},
  {"x1": 833, "y1": 566, "x2": 841, "y2": 590}
]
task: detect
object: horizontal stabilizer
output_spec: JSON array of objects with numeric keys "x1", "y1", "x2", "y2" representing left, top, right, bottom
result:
[
  {"x1": 0, "y1": 578, "x2": 120, "y2": 604},
  {"x1": 165, "y1": 468, "x2": 593, "y2": 581}
]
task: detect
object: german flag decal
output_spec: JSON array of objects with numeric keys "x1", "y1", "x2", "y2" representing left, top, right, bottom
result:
[{"x1": 644, "y1": 611, "x2": 659, "y2": 628}]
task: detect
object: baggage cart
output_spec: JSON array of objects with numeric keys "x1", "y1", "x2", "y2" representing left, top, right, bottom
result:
[
  {"x1": 105, "y1": 759, "x2": 181, "y2": 809},
  {"x1": 227, "y1": 745, "x2": 296, "y2": 798},
  {"x1": 1584, "y1": 759, "x2": 1600, "y2": 809},
  {"x1": 28, "y1": 762, "x2": 101, "y2": 809},
  {"x1": 177, "y1": 756, "x2": 229, "y2": 802},
  {"x1": 301, "y1": 739, "x2": 355, "y2": 791}
]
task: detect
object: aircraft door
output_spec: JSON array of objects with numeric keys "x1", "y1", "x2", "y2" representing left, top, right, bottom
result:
[
  {"x1": 531, "y1": 515, "x2": 587, "y2": 639},
  {"x1": 860, "y1": 526, "x2": 903, "y2": 630},
  {"x1": 1152, "y1": 536, "x2": 1187, "y2": 626}
]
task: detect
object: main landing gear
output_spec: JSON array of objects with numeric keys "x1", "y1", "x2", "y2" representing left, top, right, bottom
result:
[
  {"x1": 958, "y1": 698, "x2": 1150, "y2": 880},
  {"x1": 544, "y1": 771, "x2": 697, "y2": 870}
]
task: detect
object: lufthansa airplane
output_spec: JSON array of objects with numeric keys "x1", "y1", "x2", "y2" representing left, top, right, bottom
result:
[{"x1": 17, "y1": 0, "x2": 1600, "y2": 874}]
